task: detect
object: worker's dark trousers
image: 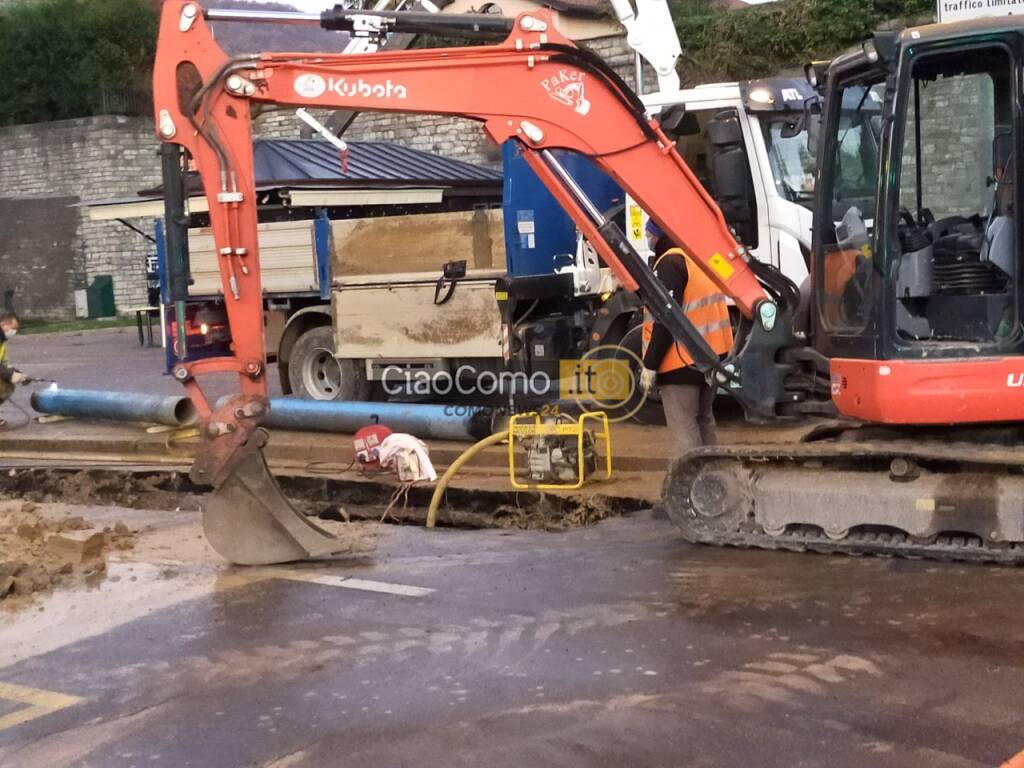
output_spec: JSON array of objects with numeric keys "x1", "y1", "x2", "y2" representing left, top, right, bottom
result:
[{"x1": 659, "y1": 381, "x2": 716, "y2": 457}]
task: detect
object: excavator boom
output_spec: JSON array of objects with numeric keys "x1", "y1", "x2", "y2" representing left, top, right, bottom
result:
[{"x1": 153, "y1": 1, "x2": 795, "y2": 564}]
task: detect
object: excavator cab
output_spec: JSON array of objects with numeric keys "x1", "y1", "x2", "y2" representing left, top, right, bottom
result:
[
  {"x1": 662, "y1": 21, "x2": 1024, "y2": 563},
  {"x1": 810, "y1": 23, "x2": 1024, "y2": 424}
]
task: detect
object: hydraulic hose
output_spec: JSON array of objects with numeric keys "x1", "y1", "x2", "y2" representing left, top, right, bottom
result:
[{"x1": 426, "y1": 430, "x2": 508, "y2": 528}]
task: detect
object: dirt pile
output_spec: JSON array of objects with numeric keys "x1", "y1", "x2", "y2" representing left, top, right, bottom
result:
[{"x1": 0, "y1": 501, "x2": 137, "y2": 609}]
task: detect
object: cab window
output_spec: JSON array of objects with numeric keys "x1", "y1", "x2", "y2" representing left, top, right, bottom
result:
[
  {"x1": 892, "y1": 45, "x2": 1018, "y2": 345},
  {"x1": 817, "y1": 79, "x2": 884, "y2": 334},
  {"x1": 664, "y1": 107, "x2": 759, "y2": 249}
]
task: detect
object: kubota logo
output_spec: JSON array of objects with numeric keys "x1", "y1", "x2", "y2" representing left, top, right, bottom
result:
[
  {"x1": 292, "y1": 72, "x2": 407, "y2": 100},
  {"x1": 294, "y1": 73, "x2": 408, "y2": 100},
  {"x1": 542, "y1": 68, "x2": 590, "y2": 116},
  {"x1": 294, "y1": 73, "x2": 327, "y2": 98}
]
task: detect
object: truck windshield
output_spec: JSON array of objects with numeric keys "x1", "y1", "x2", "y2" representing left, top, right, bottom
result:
[{"x1": 762, "y1": 118, "x2": 816, "y2": 208}]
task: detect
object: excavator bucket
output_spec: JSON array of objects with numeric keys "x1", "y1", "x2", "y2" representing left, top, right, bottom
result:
[{"x1": 201, "y1": 438, "x2": 342, "y2": 566}]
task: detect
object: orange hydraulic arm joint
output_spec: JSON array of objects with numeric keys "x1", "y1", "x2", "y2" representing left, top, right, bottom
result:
[{"x1": 153, "y1": 2, "x2": 800, "y2": 467}]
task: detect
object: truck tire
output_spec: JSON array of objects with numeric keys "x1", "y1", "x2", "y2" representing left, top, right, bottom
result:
[
  {"x1": 287, "y1": 325, "x2": 370, "y2": 401},
  {"x1": 619, "y1": 325, "x2": 666, "y2": 426}
]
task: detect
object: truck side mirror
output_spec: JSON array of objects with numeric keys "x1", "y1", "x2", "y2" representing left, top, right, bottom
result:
[
  {"x1": 659, "y1": 104, "x2": 696, "y2": 137},
  {"x1": 804, "y1": 96, "x2": 822, "y2": 156},
  {"x1": 780, "y1": 114, "x2": 805, "y2": 139},
  {"x1": 705, "y1": 111, "x2": 757, "y2": 247}
]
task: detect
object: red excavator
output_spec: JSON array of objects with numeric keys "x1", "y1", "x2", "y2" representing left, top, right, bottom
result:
[{"x1": 153, "y1": 2, "x2": 1024, "y2": 565}]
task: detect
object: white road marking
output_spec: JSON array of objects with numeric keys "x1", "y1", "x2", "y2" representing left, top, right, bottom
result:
[{"x1": 273, "y1": 571, "x2": 434, "y2": 597}]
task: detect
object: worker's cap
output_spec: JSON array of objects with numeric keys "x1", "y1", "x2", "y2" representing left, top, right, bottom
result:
[{"x1": 645, "y1": 218, "x2": 665, "y2": 239}]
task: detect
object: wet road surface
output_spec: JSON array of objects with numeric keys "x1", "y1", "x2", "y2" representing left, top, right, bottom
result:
[{"x1": 1, "y1": 509, "x2": 1022, "y2": 767}]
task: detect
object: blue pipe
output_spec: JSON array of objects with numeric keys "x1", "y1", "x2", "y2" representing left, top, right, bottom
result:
[
  {"x1": 219, "y1": 397, "x2": 494, "y2": 442},
  {"x1": 31, "y1": 387, "x2": 198, "y2": 427}
]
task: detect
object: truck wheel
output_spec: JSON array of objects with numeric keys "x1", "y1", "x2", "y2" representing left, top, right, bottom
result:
[
  {"x1": 287, "y1": 325, "x2": 369, "y2": 401},
  {"x1": 619, "y1": 325, "x2": 666, "y2": 426}
]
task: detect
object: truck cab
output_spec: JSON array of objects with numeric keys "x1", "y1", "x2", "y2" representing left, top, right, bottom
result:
[{"x1": 639, "y1": 78, "x2": 817, "y2": 284}]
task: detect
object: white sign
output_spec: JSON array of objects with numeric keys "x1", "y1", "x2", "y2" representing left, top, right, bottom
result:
[{"x1": 938, "y1": 0, "x2": 1024, "y2": 24}]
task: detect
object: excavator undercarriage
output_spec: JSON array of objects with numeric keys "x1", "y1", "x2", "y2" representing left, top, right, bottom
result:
[{"x1": 666, "y1": 427, "x2": 1024, "y2": 563}]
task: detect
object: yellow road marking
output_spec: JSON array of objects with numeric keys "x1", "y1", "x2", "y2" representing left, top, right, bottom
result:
[{"x1": 0, "y1": 681, "x2": 83, "y2": 732}]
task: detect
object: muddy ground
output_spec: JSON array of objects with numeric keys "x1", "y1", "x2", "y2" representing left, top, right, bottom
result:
[
  {"x1": 0, "y1": 467, "x2": 640, "y2": 530},
  {"x1": 0, "y1": 466, "x2": 638, "y2": 608},
  {"x1": 0, "y1": 499, "x2": 136, "y2": 610},
  {"x1": 2, "y1": 501, "x2": 1022, "y2": 768}
]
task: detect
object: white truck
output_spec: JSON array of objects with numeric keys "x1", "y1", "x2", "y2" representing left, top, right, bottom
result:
[{"x1": 637, "y1": 78, "x2": 815, "y2": 283}]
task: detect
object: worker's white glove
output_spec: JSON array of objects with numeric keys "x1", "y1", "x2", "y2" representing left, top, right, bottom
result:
[
  {"x1": 639, "y1": 368, "x2": 657, "y2": 393},
  {"x1": 10, "y1": 371, "x2": 26, "y2": 385}
]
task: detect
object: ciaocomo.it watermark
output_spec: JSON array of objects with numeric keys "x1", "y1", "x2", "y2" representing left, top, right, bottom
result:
[{"x1": 379, "y1": 344, "x2": 649, "y2": 422}]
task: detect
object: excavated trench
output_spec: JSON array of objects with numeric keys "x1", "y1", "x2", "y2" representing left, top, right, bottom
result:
[{"x1": 0, "y1": 467, "x2": 648, "y2": 531}]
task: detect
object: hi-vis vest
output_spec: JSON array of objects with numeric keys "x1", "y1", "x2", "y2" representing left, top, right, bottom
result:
[
  {"x1": 0, "y1": 339, "x2": 11, "y2": 398},
  {"x1": 642, "y1": 248, "x2": 733, "y2": 372}
]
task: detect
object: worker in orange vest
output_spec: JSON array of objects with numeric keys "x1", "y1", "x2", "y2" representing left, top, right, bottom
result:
[{"x1": 640, "y1": 220, "x2": 733, "y2": 456}]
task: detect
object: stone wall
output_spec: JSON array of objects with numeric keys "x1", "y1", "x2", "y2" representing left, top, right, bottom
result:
[
  {"x1": 0, "y1": 33, "x2": 640, "y2": 318},
  {"x1": 0, "y1": 115, "x2": 161, "y2": 317},
  {"x1": 253, "y1": 33, "x2": 641, "y2": 168},
  {"x1": 899, "y1": 73, "x2": 994, "y2": 220}
]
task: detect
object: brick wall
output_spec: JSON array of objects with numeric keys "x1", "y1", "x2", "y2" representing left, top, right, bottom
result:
[{"x1": 0, "y1": 115, "x2": 161, "y2": 317}]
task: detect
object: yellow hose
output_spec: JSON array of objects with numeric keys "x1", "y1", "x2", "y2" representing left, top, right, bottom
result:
[{"x1": 426, "y1": 430, "x2": 508, "y2": 528}]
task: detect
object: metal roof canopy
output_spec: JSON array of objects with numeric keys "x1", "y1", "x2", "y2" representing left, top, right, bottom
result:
[
  {"x1": 86, "y1": 137, "x2": 502, "y2": 221},
  {"x1": 248, "y1": 137, "x2": 501, "y2": 188}
]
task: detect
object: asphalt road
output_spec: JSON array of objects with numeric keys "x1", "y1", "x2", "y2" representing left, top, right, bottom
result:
[
  {"x1": 6, "y1": 326, "x2": 284, "y2": 400},
  {"x1": 1, "y1": 510, "x2": 1023, "y2": 768},
  {"x1": 0, "y1": 329, "x2": 1020, "y2": 767}
]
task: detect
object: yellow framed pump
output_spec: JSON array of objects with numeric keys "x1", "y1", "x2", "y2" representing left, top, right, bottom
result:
[{"x1": 507, "y1": 411, "x2": 612, "y2": 490}]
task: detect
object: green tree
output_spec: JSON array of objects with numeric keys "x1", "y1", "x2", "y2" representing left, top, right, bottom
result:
[
  {"x1": 0, "y1": 0, "x2": 158, "y2": 124},
  {"x1": 670, "y1": 0, "x2": 934, "y2": 83}
]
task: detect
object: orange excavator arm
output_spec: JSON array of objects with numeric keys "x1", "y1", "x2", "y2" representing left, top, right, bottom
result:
[
  {"x1": 152, "y1": 2, "x2": 800, "y2": 564},
  {"x1": 153, "y1": 1, "x2": 782, "y2": 385}
]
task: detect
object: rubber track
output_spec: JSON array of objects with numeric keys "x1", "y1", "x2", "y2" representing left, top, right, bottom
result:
[{"x1": 663, "y1": 440, "x2": 1024, "y2": 564}]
